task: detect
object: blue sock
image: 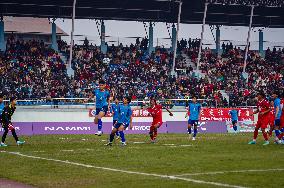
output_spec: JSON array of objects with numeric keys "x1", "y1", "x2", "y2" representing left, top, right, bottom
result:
[
  {"x1": 109, "y1": 133, "x2": 115, "y2": 143},
  {"x1": 98, "y1": 119, "x2": 102, "y2": 131},
  {"x1": 233, "y1": 125, "x2": 237, "y2": 131},
  {"x1": 119, "y1": 131, "x2": 125, "y2": 142},
  {"x1": 193, "y1": 128, "x2": 197, "y2": 137},
  {"x1": 275, "y1": 129, "x2": 280, "y2": 137},
  {"x1": 115, "y1": 131, "x2": 120, "y2": 137},
  {"x1": 188, "y1": 127, "x2": 192, "y2": 134}
]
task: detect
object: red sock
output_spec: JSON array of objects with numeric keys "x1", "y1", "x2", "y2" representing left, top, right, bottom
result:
[
  {"x1": 268, "y1": 128, "x2": 273, "y2": 137},
  {"x1": 262, "y1": 130, "x2": 268, "y2": 141},
  {"x1": 253, "y1": 129, "x2": 259, "y2": 140},
  {"x1": 150, "y1": 126, "x2": 155, "y2": 140},
  {"x1": 153, "y1": 130, "x2": 158, "y2": 139}
]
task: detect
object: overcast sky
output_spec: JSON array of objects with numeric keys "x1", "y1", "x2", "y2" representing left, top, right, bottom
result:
[{"x1": 56, "y1": 19, "x2": 284, "y2": 50}]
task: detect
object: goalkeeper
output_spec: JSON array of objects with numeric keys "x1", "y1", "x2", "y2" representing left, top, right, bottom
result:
[{"x1": 0, "y1": 97, "x2": 25, "y2": 147}]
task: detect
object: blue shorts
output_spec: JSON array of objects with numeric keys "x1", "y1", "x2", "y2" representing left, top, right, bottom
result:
[
  {"x1": 95, "y1": 106, "x2": 108, "y2": 115},
  {"x1": 113, "y1": 120, "x2": 118, "y2": 126},
  {"x1": 275, "y1": 119, "x2": 281, "y2": 127},
  {"x1": 114, "y1": 122, "x2": 129, "y2": 129},
  {"x1": 188, "y1": 119, "x2": 198, "y2": 126},
  {"x1": 232, "y1": 120, "x2": 238, "y2": 125}
]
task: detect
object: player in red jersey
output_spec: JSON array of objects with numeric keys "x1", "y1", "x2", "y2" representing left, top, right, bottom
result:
[
  {"x1": 248, "y1": 93, "x2": 271, "y2": 145},
  {"x1": 268, "y1": 101, "x2": 275, "y2": 137},
  {"x1": 146, "y1": 98, "x2": 173, "y2": 143}
]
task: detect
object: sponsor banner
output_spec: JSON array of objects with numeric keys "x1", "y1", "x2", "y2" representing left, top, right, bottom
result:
[
  {"x1": 89, "y1": 109, "x2": 151, "y2": 117},
  {"x1": 200, "y1": 108, "x2": 253, "y2": 122},
  {"x1": 0, "y1": 122, "x2": 33, "y2": 136},
  {"x1": 32, "y1": 122, "x2": 96, "y2": 135},
  {"x1": 5, "y1": 121, "x2": 226, "y2": 135},
  {"x1": 32, "y1": 122, "x2": 167, "y2": 135},
  {"x1": 167, "y1": 121, "x2": 227, "y2": 133},
  {"x1": 89, "y1": 108, "x2": 254, "y2": 122},
  {"x1": 226, "y1": 121, "x2": 258, "y2": 133}
]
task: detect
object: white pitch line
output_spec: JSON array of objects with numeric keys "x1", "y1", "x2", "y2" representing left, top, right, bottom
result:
[
  {"x1": 132, "y1": 142, "x2": 146, "y2": 144},
  {"x1": 175, "y1": 169, "x2": 284, "y2": 177},
  {"x1": 1, "y1": 151, "x2": 247, "y2": 188}
]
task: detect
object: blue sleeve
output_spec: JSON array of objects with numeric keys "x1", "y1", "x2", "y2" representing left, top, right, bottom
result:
[
  {"x1": 109, "y1": 105, "x2": 113, "y2": 113},
  {"x1": 93, "y1": 89, "x2": 98, "y2": 96},
  {"x1": 198, "y1": 104, "x2": 201, "y2": 113},
  {"x1": 275, "y1": 99, "x2": 280, "y2": 107}
]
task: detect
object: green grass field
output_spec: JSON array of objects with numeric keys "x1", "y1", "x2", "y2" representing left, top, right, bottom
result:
[{"x1": 0, "y1": 133, "x2": 284, "y2": 188}]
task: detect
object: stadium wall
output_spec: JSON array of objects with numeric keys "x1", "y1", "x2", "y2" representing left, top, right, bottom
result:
[{"x1": 0, "y1": 109, "x2": 258, "y2": 135}]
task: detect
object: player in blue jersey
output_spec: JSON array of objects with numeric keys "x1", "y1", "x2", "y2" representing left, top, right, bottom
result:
[
  {"x1": 185, "y1": 96, "x2": 201, "y2": 141},
  {"x1": 229, "y1": 107, "x2": 239, "y2": 131},
  {"x1": 106, "y1": 97, "x2": 132, "y2": 146},
  {"x1": 0, "y1": 94, "x2": 4, "y2": 115},
  {"x1": 93, "y1": 80, "x2": 110, "y2": 136},
  {"x1": 272, "y1": 91, "x2": 282, "y2": 144},
  {"x1": 110, "y1": 97, "x2": 120, "y2": 139}
]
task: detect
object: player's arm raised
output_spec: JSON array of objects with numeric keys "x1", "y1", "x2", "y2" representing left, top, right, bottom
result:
[{"x1": 163, "y1": 106, "x2": 173, "y2": 116}]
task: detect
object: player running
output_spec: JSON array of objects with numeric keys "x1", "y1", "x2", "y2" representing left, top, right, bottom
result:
[
  {"x1": 106, "y1": 97, "x2": 132, "y2": 146},
  {"x1": 0, "y1": 97, "x2": 25, "y2": 147},
  {"x1": 110, "y1": 97, "x2": 120, "y2": 139},
  {"x1": 229, "y1": 107, "x2": 239, "y2": 131},
  {"x1": 248, "y1": 93, "x2": 271, "y2": 145},
  {"x1": 146, "y1": 97, "x2": 173, "y2": 143},
  {"x1": 93, "y1": 80, "x2": 110, "y2": 136},
  {"x1": 185, "y1": 96, "x2": 201, "y2": 141}
]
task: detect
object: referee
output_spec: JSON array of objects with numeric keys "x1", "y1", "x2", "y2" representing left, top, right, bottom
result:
[{"x1": 0, "y1": 97, "x2": 25, "y2": 147}]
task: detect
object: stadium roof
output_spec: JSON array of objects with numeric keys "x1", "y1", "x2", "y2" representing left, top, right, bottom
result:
[
  {"x1": 4, "y1": 17, "x2": 67, "y2": 36},
  {"x1": 0, "y1": 0, "x2": 284, "y2": 28}
]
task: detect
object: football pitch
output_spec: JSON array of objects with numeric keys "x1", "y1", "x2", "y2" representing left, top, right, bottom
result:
[{"x1": 0, "y1": 133, "x2": 284, "y2": 188}]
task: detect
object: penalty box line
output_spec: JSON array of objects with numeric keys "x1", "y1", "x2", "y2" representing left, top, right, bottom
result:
[
  {"x1": 175, "y1": 169, "x2": 284, "y2": 177},
  {"x1": 1, "y1": 151, "x2": 247, "y2": 188}
]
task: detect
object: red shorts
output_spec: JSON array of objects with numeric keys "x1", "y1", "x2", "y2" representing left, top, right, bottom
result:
[
  {"x1": 280, "y1": 115, "x2": 284, "y2": 128},
  {"x1": 269, "y1": 116, "x2": 275, "y2": 126},
  {"x1": 256, "y1": 117, "x2": 269, "y2": 129},
  {"x1": 152, "y1": 122, "x2": 163, "y2": 128}
]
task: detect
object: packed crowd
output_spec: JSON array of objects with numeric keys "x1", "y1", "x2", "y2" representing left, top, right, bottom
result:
[
  {"x1": 198, "y1": 45, "x2": 284, "y2": 106},
  {"x1": 0, "y1": 37, "x2": 71, "y2": 100},
  {"x1": 0, "y1": 36, "x2": 282, "y2": 108},
  {"x1": 71, "y1": 42, "x2": 223, "y2": 107}
]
